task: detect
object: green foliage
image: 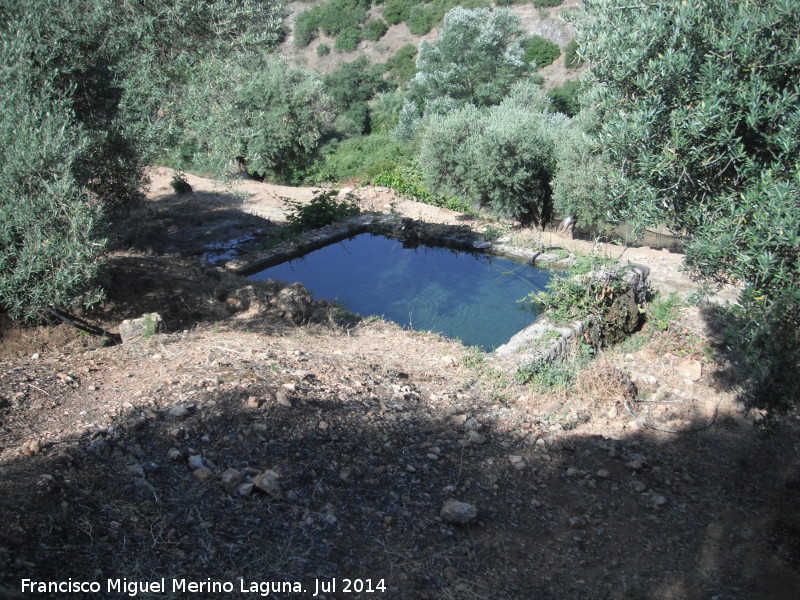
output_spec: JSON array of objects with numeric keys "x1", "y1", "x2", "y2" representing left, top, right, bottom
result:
[
  {"x1": 522, "y1": 35, "x2": 560, "y2": 70},
  {"x1": 515, "y1": 344, "x2": 593, "y2": 392},
  {"x1": 394, "y1": 7, "x2": 526, "y2": 137},
  {"x1": 295, "y1": 0, "x2": 371, "y2": 48},
  {"x1": 0, "y1": 0, "x2": 286, "y2": 320},
  {"x1": 335, "y1": 26, "x2": 363, "y2": 51},
  {"x1": 179, "y1": 56, "x2": 334, "y2": 184},
  {"x1": 170, "y1": 173, "x2": 193, "y2": 195},
  {"x1": 547, "y1": 80, "x2": 582, "y2": 117},
  {"x1": 383, "y1": 44, "x2": 418, "y2": 86},
  {"x1": 0, "y1": 64, "x2": 104, "y2": 320},
  {"x1": 294, "y1": 8, "x2": 322, "y2": 47},
  {"x1": 325, "y1": 57, "x2": 388, "y2": 109},
  {"x1": 317, "y1": 43, "x2": 331, "y2": 56},
  {"x1": 419, "y1": 93, "x2": 561, "y2": 224},
  {"x1": 284, "y1": 190, "x2": 361, "y2": 235},
  {"x1": 646, "y1": 292, "x2": 683, "y2": 332},
  {"x1": 523, "y1": 253, "x2": 618, "y2": 325},
  {"x1": 405, "y1": 0, "x2": 491, "y2": 34},
  {"x1": 371, "y1": 165, "x2": 472, "y2": 212},
  {"x1": 383, "y1": 0, "x2": 416, "y2": 24},
  {"x1": 533, "y1": 0, "x2": 563, "y2": 7},
  {"x1": 324, "y1": 57, "x2": 390, "y2": 135},
  {"x1": 406, "y1": 4, "x2": 439, "y2": 35},
  {"x1": 550, "y1": 108, "x2": 619, "y2": 232},
  {"x1": 576, "y1": 0, "x2": 800, "y2": 410},
  {"x1": 369, "y1": 90, "x2": 407, "y2": 134},
  {"x1": 564, "y1": 38, "x2": 583, "y2": 68},
  {"x1": 363, "y1": 18, "x2": 389, "y2": 41},
  {"x1": 305, "y1": 134, "x2": 415, "y2": 183}
]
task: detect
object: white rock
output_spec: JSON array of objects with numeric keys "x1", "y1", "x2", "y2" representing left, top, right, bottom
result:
[
  {"x1": 253, "y1": 470, "x2": 282, "y2": 498},
  {"x1": 440, "y1": 499, "x2": 478, "y2": 525}
]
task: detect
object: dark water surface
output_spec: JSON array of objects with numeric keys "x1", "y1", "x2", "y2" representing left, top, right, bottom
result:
[{"x1": 248, "y1": 233, "x2": 554, "y2": 351}]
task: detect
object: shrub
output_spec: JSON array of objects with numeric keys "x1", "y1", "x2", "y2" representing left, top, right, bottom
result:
[
  {"x1": 547, "y1": 79, "x2": 581, "y2": 116},
  {"x1": 319, "y1": 0, "x2": 369, "y2": 37},
  {"x1": 522, "y1": 34, "x2": 560, "y2": 70},
  {"x1": 362, "y1": 18, "x2": 388, "y2": 41},
  {"x1": 369, "y1": 90, "x2": 406, "y2": 134},
  {"x1": 407, "y1": 5, "x2": 439, "y2": 35},
  {"x1": 419, "y1": 101, "x2": 560, "y2": 224},
  {"x1": 284, "y1": 190, "x2": 361, "y2": 234},
  {"x1": 371, "y1": 165, "x2": 471, "y2": 212},
  {"x1": 305, "y1": 134, "x2": 415, "y2": 183},
  {"x1": 317, "y1": 43, "x2": 331, "y2": 56},
  {"x1": 170, "y1": 172, "x2": 193, "y2": 195},
  {"x1": 325, "y1": 56, "x2": 390, "y2": 111},
  {"x1": 294, "y1": 8, "x2": 321, "y2": 47},
  {"x1": 383, "y1": 44, "x2": 418, "y2": 86},
  {"x1": 382, "y1": 0, "x2": 416, "y2": 24},
  {"x1": 335, "y1": 26, "x2": 362, "y2": 51},
  {"x1": 533, "y1": 0, "x2": 563, "y2": 7}
]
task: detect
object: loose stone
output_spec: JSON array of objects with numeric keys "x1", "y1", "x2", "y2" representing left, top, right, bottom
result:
[
  {"x1": 193, "y1": 466, "x2": 213, "y2": 481},
  {"x1": 253, "y1": 470, "x2": 282, "y2": 498},
  {"x1": 440, "y1": 499, "x2": 478, "y2": 525}
]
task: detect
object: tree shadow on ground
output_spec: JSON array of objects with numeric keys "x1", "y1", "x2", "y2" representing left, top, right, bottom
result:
[{"x1": 1, "y1": 329, "x2": 798, "y2": 599}]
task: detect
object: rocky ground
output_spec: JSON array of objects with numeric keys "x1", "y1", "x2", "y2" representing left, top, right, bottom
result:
[{"x1": 1, "y1": 169, "x2": 798, "y2": 599}]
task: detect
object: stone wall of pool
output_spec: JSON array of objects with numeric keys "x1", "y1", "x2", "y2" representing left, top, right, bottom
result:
[{"x1": 223, "y1": 213, "x2": 650, "y2": 368}]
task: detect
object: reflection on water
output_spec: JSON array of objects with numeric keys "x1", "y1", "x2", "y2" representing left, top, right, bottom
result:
[{"x1": 248, "y1": 234, "x2": 555, "y2": 351}]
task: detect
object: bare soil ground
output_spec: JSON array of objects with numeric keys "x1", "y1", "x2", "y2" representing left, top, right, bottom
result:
[{"x1": 1, "y1": 169, "x2": 798, "y2": 600}]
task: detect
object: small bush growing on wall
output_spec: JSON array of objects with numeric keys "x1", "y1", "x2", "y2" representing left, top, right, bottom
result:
[{"x1": 284, "y1": 190, "x2": 361, "y2": 234}]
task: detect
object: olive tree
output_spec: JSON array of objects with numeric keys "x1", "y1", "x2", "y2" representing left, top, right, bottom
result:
[
  {"x1": 394, "y1": 6, "x2": 526, "y2": 138},
  {"x1": 0, "y1": 0, "x2": 286, "y2": 320},
  {"x1": 420, "y1": 84, "x2": 561, "y2": 224},
  {"x1": 178, "y1": 56, "x2": 334, "y2": 183},
  {"x1": 575, "y1": 0, "x2": 800, "y2": 412}
]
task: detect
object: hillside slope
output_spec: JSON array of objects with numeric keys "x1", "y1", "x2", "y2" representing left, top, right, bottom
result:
[{"x1": 280, "y1": 0, "x2": 585, "y2": 88}]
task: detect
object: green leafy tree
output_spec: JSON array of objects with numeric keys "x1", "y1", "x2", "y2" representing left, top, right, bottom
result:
[
  {"x1": 575, "y1": 0, "x2": 800, "y2": 412},
  {"x1": 550, "y1": 109, "x2": 619, "y2": 232},
  {"x1": 383, "y1": 44, "x2": 418, "y2": 86},
  {"x1": 547, "y1": 80, "x2": 582, "y2": 117},
  {"x1": 324, "y1": 57, "x2": 390, "y2": 135},
  {"x1": 0, "y1": 0, "x2": 286, "y2": 319},
  {"x1": 394, "y1": 7, "x2": 526, "y2": 137},
  {"x1": 179, "y1": 57, "x2": 334, "y2": 183},
  {"x1": 419, "y1": 85, "x2": 561, "y2": 224}
]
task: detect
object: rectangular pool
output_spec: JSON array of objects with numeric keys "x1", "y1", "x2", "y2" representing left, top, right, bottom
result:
[{"x1": 248, "y1": 233, "x2": 553, "y2": 351}]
